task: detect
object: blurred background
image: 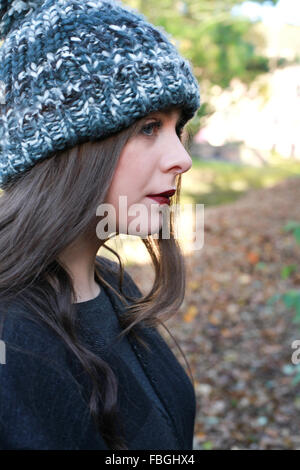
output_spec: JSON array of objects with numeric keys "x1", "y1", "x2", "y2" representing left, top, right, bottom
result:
[{"x1": 113, "y1": 0, "x2": 300, "y2": 450}]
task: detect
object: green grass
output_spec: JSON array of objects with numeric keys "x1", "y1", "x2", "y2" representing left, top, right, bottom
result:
[{"x1": 181, "y1": 153, "x2": 300, "y2": 207}]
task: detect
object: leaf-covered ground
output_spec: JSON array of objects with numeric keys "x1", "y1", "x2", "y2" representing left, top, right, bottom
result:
[{"x1": 126, "y1": 176, "x2": 300, "y2": 450}]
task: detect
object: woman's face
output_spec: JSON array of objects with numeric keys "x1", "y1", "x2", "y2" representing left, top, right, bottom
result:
[{"x1": 103, "y1": 107, "x2": 192, "y2": 238}]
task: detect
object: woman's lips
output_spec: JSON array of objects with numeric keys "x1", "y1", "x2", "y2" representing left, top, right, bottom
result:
[
  {"x1": 146, "y1": 189, "x2": 175, "y2": 206},
  {"x1": 147, "y1": 196, "x2": 170, "y2": 206}
]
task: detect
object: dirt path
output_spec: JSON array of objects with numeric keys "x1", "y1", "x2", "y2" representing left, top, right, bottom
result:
[{"x1": 126, "y1": 176, "x2": 300, "y2": 449}]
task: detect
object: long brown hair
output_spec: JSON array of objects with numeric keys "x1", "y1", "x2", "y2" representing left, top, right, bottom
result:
[{"x1": 0, "y1": 106, "x2": 194, "y2": 449}]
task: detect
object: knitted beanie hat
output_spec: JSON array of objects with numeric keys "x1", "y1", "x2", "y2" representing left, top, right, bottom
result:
[{"x1": 0, "y1": 0, "x2": 200, "y2": 188}]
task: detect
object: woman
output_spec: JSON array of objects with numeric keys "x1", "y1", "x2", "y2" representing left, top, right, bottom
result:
[{"x1": 0, "y1": 0, "x2": 200, "y2": 450}]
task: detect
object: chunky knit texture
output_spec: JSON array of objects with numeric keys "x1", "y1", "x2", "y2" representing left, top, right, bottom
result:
[{"x1": 0, "y1": 0, "x2": 200, "y2": 188}]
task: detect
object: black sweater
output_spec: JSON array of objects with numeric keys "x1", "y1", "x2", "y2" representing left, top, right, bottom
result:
[{"x1": 0, "y1": 256, "x2": 196, "y2": 450}]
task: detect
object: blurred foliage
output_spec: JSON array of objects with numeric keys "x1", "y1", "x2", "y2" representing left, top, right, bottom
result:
[{"x1": 181, "y1": 153, "x2": 300, "y2": 207}]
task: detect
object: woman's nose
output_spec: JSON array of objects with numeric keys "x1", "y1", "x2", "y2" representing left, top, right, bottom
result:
[{"x1": 162, "y1": 140, "x2": 193, "y2": 175}]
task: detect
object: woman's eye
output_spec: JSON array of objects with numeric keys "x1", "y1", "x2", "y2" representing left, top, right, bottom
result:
[
  {"x1": 140, "y1": 120, "x2": 184, "y2": 141},
  {"x1": 141, "y1": 121, "x2": 162, "y2": 137}
]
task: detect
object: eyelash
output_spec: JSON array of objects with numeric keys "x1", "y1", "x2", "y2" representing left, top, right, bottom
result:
[{"x1": 141, "y1": 120, "x2": 184, "y2": 140}]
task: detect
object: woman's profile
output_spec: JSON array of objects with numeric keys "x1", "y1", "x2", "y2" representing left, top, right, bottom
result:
[{"x1": 0, "y1": 0, "x2": 200, "y2": 450}]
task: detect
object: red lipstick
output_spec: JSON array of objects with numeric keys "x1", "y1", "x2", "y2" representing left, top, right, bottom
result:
[{"x1": 147, "y1": 189, "x2": 176, "y2": 206}]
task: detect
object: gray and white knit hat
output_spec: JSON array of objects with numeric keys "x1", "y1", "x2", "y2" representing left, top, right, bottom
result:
[{"x1": 0, "y1": 0, "x2": 200, "y2": 188}]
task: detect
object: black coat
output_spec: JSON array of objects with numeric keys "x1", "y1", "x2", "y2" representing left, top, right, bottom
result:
[{"x1": 0, "y1": 255, "x2": 196, "y2": 449}]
